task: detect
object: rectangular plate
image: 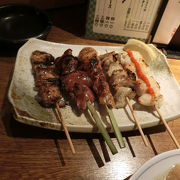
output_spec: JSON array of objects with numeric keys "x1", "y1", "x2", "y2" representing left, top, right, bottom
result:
[{"x1": 8, "y1": 38, "x2": 180, "y2": 132}]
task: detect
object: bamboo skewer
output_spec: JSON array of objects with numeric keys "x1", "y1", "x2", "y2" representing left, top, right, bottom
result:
[
  {"x1": 56, "y1": 102, "x2": 76, "y2": 154},
  {"x1": 126, "y1": 97, "x2": 149, "y2": 147},
  {"x1": 155, "y1": 105, "x2": 180, "y2": 149}
]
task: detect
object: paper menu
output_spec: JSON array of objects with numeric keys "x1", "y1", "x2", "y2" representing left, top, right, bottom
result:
[{"x1": 88, "y1": 0, "x2": 162, "y2": 42}]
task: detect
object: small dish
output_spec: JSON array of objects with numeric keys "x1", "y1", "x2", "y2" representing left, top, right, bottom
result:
[
  {"x1": 130, "y1": 149, "x2": 180, "y2": 180},
  {"x1": 0, "y1": 4, "x2": 52, "y2": 47}
]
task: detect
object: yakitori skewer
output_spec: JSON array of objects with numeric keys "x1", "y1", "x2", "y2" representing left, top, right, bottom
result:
[
  {"x1": 123, "y1": 47, "x2": 180, "y2": 148},
  {"x1": 99, "y1": 51, "x2": 149, "y2": 146},
  {"x1": 78, "y1": 47, "x2": 125, "y2": 148},
  {"x1": 56, "y1": 49, "x2": 118, "y2": 154},
  {"x1": 31, "y1": 50, "x2": 76, "y2": 154}
]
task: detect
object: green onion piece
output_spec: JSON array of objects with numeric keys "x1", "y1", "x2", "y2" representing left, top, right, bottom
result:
[
  {"x1": 87, "y1": 101, "x2": 118, "y2": 155},
  {"x1": 105, "y1": 105, "x2": 125, "y2": 148}
]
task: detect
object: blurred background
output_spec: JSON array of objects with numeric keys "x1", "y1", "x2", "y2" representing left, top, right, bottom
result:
[
  {"x1": 0, "y1": 0, "x2": 88, "y2": 36},
  {"x1": 0, "y1": 0, "x2": 179, "y2": 58}
]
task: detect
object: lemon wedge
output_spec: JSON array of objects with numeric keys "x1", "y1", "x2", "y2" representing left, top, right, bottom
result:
[{"x1": 123, "y1": 39, "x2": 157, "y2": 64}]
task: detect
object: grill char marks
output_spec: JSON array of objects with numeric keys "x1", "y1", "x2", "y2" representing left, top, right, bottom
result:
[
  {"x1": 31, "y1": 50, "x2": 65, "y2": 108},
  {"x1": 100, "y1": 52, "x2": 136, "y2": 108},
  {"x1": 55, "y1": 49, "x2": 79, "y2": 76},
  {"x1": 78, "y1": 47, "x2": 115, "y2": 108},
  {"x1": 56, "y1": 49, "x2": 95, "y2": 113}
]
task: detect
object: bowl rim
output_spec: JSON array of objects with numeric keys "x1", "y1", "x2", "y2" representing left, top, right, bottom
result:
[{"x1": 0, "y1": 3, "x2": 52, "y2": 44}]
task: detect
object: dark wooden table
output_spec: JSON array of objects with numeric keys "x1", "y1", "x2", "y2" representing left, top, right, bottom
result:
[{"x1": 1, "y1": 26, "x2": 180, "y2": 180}]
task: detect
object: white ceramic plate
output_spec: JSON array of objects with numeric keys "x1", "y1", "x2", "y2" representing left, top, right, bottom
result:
[
  {"x1": 8, "y1": 38, "x2": 180, "y2": 132},
  {"x1": 130, "y1": 149, "x2": 180, "y2": 180}
]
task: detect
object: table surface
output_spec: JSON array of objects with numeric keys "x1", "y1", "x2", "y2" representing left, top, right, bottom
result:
[{"x1": 1, "y1": 26, "x2": 180, "y2": 180}]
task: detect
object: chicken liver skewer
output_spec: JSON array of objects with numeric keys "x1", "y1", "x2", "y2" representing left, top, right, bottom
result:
[{"x1": 56, "y1": 49, "x2": 118, "y2": 154}]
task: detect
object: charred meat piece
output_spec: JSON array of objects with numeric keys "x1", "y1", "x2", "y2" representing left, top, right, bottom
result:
[
  {"x1": 36, "y1": 82, "x2": 65, "y2": 108},
  {"x1": 55, "y1": 49, "x2": 95, "y2": 112},
  {"x1": 55, "y1": 49, "x2": 79, "y2": 75},
  {"x1": 35, "y1": 67, "x2": 59, "y2": 87},
  {"x1": 31, "y1": 50, "x2": 55, "y2": 66},
  {"x1": 31, "y1": 50, "x2": 65, "y2": 108},
  {"x1": 78, "y1": 47, "x2": 115, "y2": 108}
]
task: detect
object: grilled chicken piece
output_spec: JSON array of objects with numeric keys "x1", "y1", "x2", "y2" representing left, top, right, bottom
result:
[
  {"x1": 55, "y1": 49, "x2": 79, "y2": 75},
  {"x1": 36, "y1": 82, "x2": 65, "y2": 108},
  {"x1": 31, "y1": 63, "x2": 55, "y2": 72},
  {"x1": 35, "y1": 67, "x2": 59, "y2": 87},
  {"x1": 110, "y1": 69, "x2": 136, "y2": 89},
  {"x1": 114, "y1": 87, "x2": 136, "y2": 108},
  {"x1": 78, "y1": 47, "x2": 115, "y2": 108},
  {"x1": 31, "y1": 50, "x2": 65, "y2": 108},
  {"x1": 119, "y1": 51, "x2": 163, "y2": 107},
  {"x1": 31, "y1": 50, "x2": 55, "y2": 65},
  {"x1": 100, "y1": 52, "x2": 136, "y2": 108}
]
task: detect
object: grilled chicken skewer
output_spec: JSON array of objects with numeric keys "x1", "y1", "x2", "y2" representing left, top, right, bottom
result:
[
  {"x1": 114, "y1": 47, "x2": 179, "y2": 148},
  {"x1": 31, "y1": 50, "x2": 65, "y2": 108},
  {"x1": 123, "y1": 48, "x2": 180, "y2": 148},
  {"x1": 78, "y1": 47, "x2": 125, "y2": 148},
  {"x1": 99, "y1": 52, "x2": 136, "y2": 108},
  {"x1": 56, "y1": 49, "x2": 118, "y2": 154},
  {"x1": 119, "y1": 49, "x2": 163, "y2": 108},
  {"x1": 31, "y1": 50, "x2": 76, "y2": 154},
  {"x1": 100, "y1": 51, "x2": 149, "y2": 146}
]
